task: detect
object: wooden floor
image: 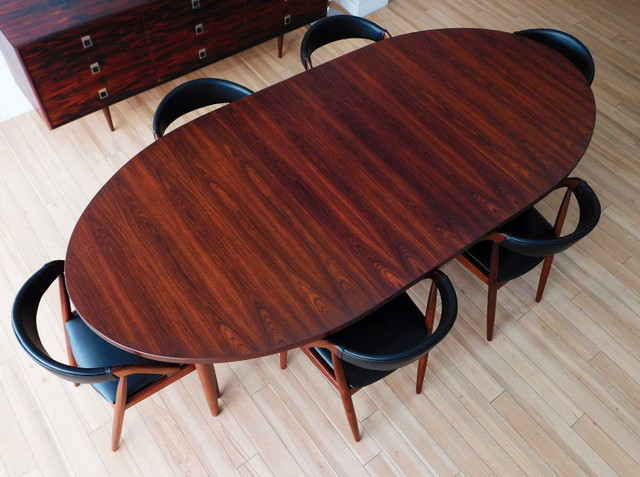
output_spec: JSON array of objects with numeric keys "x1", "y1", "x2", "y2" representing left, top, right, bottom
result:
[{"x1": 2, "y1": 0, "x2": 640, "y2": 475}]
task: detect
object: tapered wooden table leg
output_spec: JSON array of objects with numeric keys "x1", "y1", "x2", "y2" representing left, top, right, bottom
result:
[
  {"x1": 196, "y1": 363, "x2": 220, "y2": 416},
  {"x1": 103, "y1": 106, "x2": 115, "y2": 131}
]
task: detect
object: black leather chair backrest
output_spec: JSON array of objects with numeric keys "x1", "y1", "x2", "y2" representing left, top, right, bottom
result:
[
  {"x1": 514, "y1": 29, "x2": 595, "y2": 85},
  {"x1": 153, "y1": 78, "x2": 253, "y2": 138},
  {"x1": 501, "y1": 180, "x2": 601, "y2": 257},
  {"x1": 336, "y1": 272, "x2": 458, "y2": 371},
  {"x1": 12, "y1": 260, "x2": 117, "y2": 384},
  {"x1": 300, "y1": 15, "x2": 390, "y2": 69}
]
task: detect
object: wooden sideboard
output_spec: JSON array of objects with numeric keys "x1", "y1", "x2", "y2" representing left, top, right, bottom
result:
[{"x1": 0, "y1": 0, "x2": 327, "y2": 131}]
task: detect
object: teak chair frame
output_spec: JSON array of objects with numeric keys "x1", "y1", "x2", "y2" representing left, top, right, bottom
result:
[
  {"x1": 57, "y1": 271, "x2": 220, "y2": 451},
  {"x1": 279, "y1": 280, "x2": 439, "y2": 442},
  {"x1": 456, "y1": 177, "x2": 581, "y2": 341}
]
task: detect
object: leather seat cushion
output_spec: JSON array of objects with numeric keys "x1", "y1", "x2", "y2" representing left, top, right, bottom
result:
[
  {"x1": 462, "y1": 207, "x2": 556, "y2": 282},
  {"x1": 66, "y1": 313, "x2": 162, "y2": 403},
  {"x1": 314, "y1": 292, "x2": 430, "y2": 388},
  {"x1": 314, "y1": 346, "x2": 393, "y2": 389}
]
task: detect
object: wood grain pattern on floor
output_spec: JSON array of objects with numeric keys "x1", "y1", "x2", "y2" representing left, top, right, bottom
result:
[{"x1": 1, "y1": 0, "x2": 639, "y2": 475}]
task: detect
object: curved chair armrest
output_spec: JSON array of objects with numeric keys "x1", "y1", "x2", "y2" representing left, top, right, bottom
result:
[
  {"x1": 305, "y1": 338, "x2": 339, "y2": 353},
  {"x1": 485, "y1": 232, "x2": 508, "y2": 244},
  {"x1": 559, "y1": 177, "x2": 584, "y2": 191},
  {"x1": 12, "y1": 261, "x2": 116, "y2": 384},
  {"x1": 500, "y1": 178, "x2": 601, "y2": 257},
  {"x1": 111, "y1": 363, "x2": 188, "y2": 378},
  {"x1": 334, "y1": 271, "x2": 458, "y2": 371}
]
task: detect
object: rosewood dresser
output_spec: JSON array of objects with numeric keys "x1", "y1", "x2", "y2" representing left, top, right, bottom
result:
[{"x1": 0, "y1": 0, "x2": 327, "y2": 131}]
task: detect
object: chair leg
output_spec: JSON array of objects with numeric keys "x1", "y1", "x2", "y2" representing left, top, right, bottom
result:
[
  {"x1": 332, "y1": 354, "x2": 360, "y2": 441},
  {"x1": 536, "y1": 255, "x2": 555, "y2": 302},
  {"x1": 277, "y1": 35, "x2": 283, "y2": 58},
  {"x1": 280, "y1": 351, "x2": 287, "y2": 370},
  {"x1": 416, "y1": 355, "x2": 428, "y2": 394},
  {"x1": 487, "y1": 278, "x2": 498, "y2": 341},
  {"x1": 111, "y1": 376, "x2": 128, "y2": 452},
  {"x1": 196, "y1": 363, "x2": 220, "y2": 417},
  {"x1": 417, "y1": 280, "x2": 437, "y2": 393},
  {"x1": 486, "y1": 242, "x2": 500, "y2": 342},
  {"x1": 59, "y1": 276, "x2": 79, "y2": 387}
]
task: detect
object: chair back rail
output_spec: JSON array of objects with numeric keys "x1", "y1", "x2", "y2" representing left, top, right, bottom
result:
[
  {"x1": 335, "y1": 270, "x2": 458, "y2": 371},
  {"x1": 153, "y1": 78, "x2": 253, "y2": 138},
  {"x1": 515, "y1": 29, "x2": 595, "y2": 85},
  {"x1": 497, "y1": 178, "x2": 601, "y2": 257},
  {"x1": 301, "y1": 15, "x2": 390, "y2": 69}
]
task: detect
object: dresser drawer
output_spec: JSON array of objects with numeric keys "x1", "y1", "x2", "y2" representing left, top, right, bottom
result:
[
  {"x1": 246, "y1": 0, "x2": 326, "y2": 46},
  {"x1": 245, "y1": 0, "x2": 284, "y2": 46},
  {"x1": 151, "y1": 42, "x2": 208, "y2": 83},
  {"x1": 143, "y1": 0, "x2": 203, "y2": 30},
  {"x1": 20, "y1": 9, "x2": 148, "y2": 71},
  {"x1": 32, "y1": 46, "x2": 155, "y2": 127},
  {"x1": 200, "y1": 0, "x2": 248, "y2": 61},
  {"x1": 200, "y1": 0, "x2": 245, "y2": 32},
  {"x1": 145, "y1": 0, "x2": 246, "y2": 82},
  {"x1": 283, "y1": 0, "x2": 328, "y2": 28},
  {"x1": 145, "y1": 13, "x2": 206, "y2": 81}
]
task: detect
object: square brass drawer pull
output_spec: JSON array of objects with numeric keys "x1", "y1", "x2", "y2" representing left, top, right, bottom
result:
[
  {"x1": 81, "y1": 35, "x2": 93, "y2": 48},
  {"x1": 199, "y1": 48, "x2": 206, "y2": 59},
  {"x1": 90, "y1": 62, "x2": 101, "y2": 74},
  {"x1": 195, "y1": 23, "x2": 203, "y2": 35},
  {"x1": 192, "y1": 0, "x2": 200, "y2": 9},
  {"x1": 98, "y1": 88, "x2": 108, "y2": 99},
  {"x1": 284, "y1": 15, "x2": 291, "y2": 25}
]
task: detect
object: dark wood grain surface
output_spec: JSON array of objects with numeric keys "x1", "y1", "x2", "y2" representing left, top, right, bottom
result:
[
  {"x1": 0, "y1": 0, "x2": 151, "y2": 47},
  {"x1": 21, "y1": 8, "x2": 155, "y2": 127},
  {"x1": 65, "y1": 29, "x2": 596, "y2": 363},
  {"x1": 1, "y1": 0, "x2": 327, "y2": 128}
]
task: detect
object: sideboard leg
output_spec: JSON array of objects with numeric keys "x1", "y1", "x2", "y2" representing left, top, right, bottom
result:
[
  {"x1": 277, "y1": 34, "x2": 284, "y2": 58},
  {"x1": 102, "y1": 106, "x2": 115, "y2": 132}
]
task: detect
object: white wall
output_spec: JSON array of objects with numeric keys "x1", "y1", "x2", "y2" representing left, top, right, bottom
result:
[
  {"x1": 0, "y1": 51, "x2": 34, "y2": 123},
  {"x1": 334, "y1": 0, "x2": 389, "y2": 17}
]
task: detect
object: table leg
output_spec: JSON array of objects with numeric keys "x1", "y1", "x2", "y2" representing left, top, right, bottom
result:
[{"x1": 196, "y1": 363, "x2": 220, "y2": 416}]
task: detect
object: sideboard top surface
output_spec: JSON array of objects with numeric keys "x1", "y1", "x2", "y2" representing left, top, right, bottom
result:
[{"x1": 0, "y1": 0, "x2": 155, "y2": 47}]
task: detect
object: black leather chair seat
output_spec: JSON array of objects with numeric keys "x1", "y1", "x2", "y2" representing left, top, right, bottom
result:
[
  {"x1": 462, "y1": 207, "x2": 556, "y2": 282},
  {"x1": 66, "y1": 313, "x2": 162, "y2": 403},
  {"x1": 313, "y1": 292, "x2": 430, "y2": 388}
]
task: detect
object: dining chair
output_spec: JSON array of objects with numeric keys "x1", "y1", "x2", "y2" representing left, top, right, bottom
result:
[
  {"x1": 12, "y1": 260, "x2": 220, "y2": 452},
  {"x1": 279, "y1": 269, "x2": 457, "y2": 441},
  {"x1": 514, "y1": 29, "x2": 595, "y2": 85},
  {"x1": 300, "y1": 14, "x2": 391, "y2": 70},
  {"x1": 456, "y1": 178, "x2": 600, "y2": 341},
  {"x1": 152, "y1": 78, "x2": 252, "y2": 139}
]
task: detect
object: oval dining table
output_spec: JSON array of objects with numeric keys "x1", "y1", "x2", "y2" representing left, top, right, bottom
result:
[{"x1": 65, "y1": 28, "x2": 596, "y2": 416}]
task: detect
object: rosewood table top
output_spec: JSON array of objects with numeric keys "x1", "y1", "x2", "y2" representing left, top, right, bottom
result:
[{"x1": 66, "y1": 29, "x2": 595, "y2": 363}]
